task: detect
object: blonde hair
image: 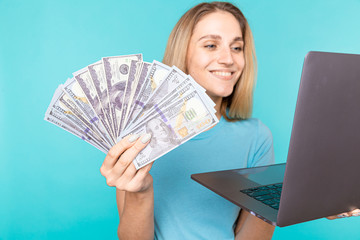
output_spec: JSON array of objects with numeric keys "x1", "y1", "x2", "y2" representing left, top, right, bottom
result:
[{"x1": 163, "y1": 2, "x2": 257, "y2": 121}]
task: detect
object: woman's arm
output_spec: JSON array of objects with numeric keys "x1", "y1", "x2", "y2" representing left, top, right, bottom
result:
[
  {"x1": 117, "y1": 184, "x2": 154, "y2": 239},
  {"x1": 100, "y1": 134, "x2": 154, "y2": 240},
  {"x1": 235, "y1": 209, "x2": 275, "y2": 240},
  {"x1": 234, "y1": 208, "x2": 360, "y2": 239}
]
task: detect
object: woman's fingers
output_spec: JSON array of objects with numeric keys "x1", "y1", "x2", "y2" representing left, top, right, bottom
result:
[
  {"x1": 132, "y1": 162, "x2": 154, "y2": 183},
  {"x1": 126, "y1": 162, "x2": 154, "y2": 192},
  {"x1": 327, "y1": 208, "x2": 360, "y2": 220},
  {"x1": 114, "y1": 152, "x2": 154, "y2": 192},
  {"x1": 115, "y1": 162, "x2": 138, "y2": 189},
  {"x1": 326, "y1": 215, "x2": 337, "y2": 220},
  {"x1": 350, "y1": 209, "x2": 360, "y2": 217},
  {"x1": 111, "y1": 133, "x2": 152, "y2": 176},
  {"x1": 101, "y1": 133, "x2": 153, "y2": 190},
  {"x1": 100, "y1": 134, "x2": 140, "y2": 175}
]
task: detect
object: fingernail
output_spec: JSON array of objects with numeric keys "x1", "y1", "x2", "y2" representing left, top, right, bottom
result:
[
  {"x1": 128, "y1": 134, "x2": 140, "y2": 143},
  {"x1": 141, "y1": 133, "x2": 152, "y2": 143}
]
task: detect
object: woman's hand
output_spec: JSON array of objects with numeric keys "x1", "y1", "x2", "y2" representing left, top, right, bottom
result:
[
  {"x1": 100, "y1": 133, "x2": 154, "y2": 193},
  {"x1": 101, "y1": 133, "x2": 155, "y2": 239},
  {"x1": 326, "y1": 209, "x2": 360, "y2": 220}
]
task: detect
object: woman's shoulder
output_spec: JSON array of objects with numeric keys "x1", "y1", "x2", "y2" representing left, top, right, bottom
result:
[{"x1": 227, "y1": 118, "x2": 272, "y2": 138}]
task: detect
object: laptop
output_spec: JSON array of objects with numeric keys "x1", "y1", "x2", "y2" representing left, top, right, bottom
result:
[{"x1": 191, "y1": 51, "x2": 360, "y2": 227}]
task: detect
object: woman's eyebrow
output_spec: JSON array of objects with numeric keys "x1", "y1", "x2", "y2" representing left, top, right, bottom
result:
[
  {"x1": 233, "y1": 36, "x2": 243, "y2": 42},
  {"x1": 198, "y1": 34, "x2": 221, "y2": 41},
  {"x1": 198, "y1": 35, "x2": 243, "y2": 42}
]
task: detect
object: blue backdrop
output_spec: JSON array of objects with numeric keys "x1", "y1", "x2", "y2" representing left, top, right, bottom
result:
[{"x1": 1, "y1": 0, "x2": 360, "y2": 239}]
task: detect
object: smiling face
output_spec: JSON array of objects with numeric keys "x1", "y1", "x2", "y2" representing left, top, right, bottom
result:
[{"x1": 186, "y1": 11, "x2": 245, "y2": 106}]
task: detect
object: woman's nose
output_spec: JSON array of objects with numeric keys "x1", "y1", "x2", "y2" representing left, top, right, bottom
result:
[{"x1": 217, "y1": 47, "x2": 234, "y2": 65}]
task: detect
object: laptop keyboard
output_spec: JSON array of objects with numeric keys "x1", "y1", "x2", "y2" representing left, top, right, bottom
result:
[{"x1": 240, "y1": 183, "x2": 282, "y2": 210}]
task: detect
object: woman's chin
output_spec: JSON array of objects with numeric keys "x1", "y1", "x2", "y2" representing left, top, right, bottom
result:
[{"x1": 207, "y1": 89, "x2": 234, "y2": 99}]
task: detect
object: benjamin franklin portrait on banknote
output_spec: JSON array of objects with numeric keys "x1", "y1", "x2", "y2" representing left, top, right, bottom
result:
[{"x1": 145, "y1": 118, "x2": 181, "y2": 159}]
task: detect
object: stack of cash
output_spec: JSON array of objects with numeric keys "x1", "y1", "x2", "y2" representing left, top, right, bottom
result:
[{"x1": 45, "y1": 54, "x2": 218, "y2": 169}]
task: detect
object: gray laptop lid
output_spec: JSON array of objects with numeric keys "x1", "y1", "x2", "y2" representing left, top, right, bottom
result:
[
  {"x1": 277, "y1": 51, "x2": 360, "y2": 226},
  {"x1": 191, "y1": 51, "x2": 360, "y2": 227}
]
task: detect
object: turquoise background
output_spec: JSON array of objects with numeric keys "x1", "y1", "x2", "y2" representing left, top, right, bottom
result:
[{"x1": 1, "y1": 0, "x2": 360, "y2": 239}]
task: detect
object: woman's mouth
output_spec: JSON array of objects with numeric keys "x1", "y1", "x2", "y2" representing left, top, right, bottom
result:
[{"x1": 210, "y1": 70, "x2": 234, "y2": 80}]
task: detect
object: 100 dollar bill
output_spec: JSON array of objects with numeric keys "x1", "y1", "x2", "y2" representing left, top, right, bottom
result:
[
  {"x1": 123, "y1": 89, "x2": 219, "y2": 169},
  {"x1": 88, "y1": 60, "x2": 115, "y2": 138},
  {"x1": 103, "y1": 54, "x2": 142, "y2": 137},
  {"x1": 63, "y1": 78, "x2": 114, "y2": 146},
  {"x1": 45, "y1": 86, "x2": 110, "y2": 152},
  {"x1": 124, "y1": 60, "x2": 171, "y2": 129},
  {"x1": 122, "y1": 61, "x2": 151, "y2": 128}
]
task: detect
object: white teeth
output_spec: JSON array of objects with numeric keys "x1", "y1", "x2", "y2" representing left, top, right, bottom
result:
[{"x1": 212, "y1": 71, "x2": 232, "y2": 77}]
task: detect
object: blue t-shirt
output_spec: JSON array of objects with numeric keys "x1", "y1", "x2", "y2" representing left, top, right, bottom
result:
[{"x1": 150, "y1": 117, "x2": 274, "y2": 240}]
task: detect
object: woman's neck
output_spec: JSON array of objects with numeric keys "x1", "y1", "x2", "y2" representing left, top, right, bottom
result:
[{"x1": 210, "y1": 96, "x2": 222, "y2": 120}]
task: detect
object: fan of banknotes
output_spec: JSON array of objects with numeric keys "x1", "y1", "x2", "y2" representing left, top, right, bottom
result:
[{"x1": 45, "y1": 54, "x2": 218, "y2": 169}]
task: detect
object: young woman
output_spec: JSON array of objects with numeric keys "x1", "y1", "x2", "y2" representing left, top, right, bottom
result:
[{"x1": 100, "y1": 2, "x2": 359, "y2": 239}]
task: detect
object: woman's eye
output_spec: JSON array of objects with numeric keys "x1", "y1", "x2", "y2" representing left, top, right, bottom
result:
[
  {"x1": 205, "y1": 44, "x2": 216, "y2": 49},
  {"x1": 232, "y1": 46, "x2": 243, "y2": 52}
]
